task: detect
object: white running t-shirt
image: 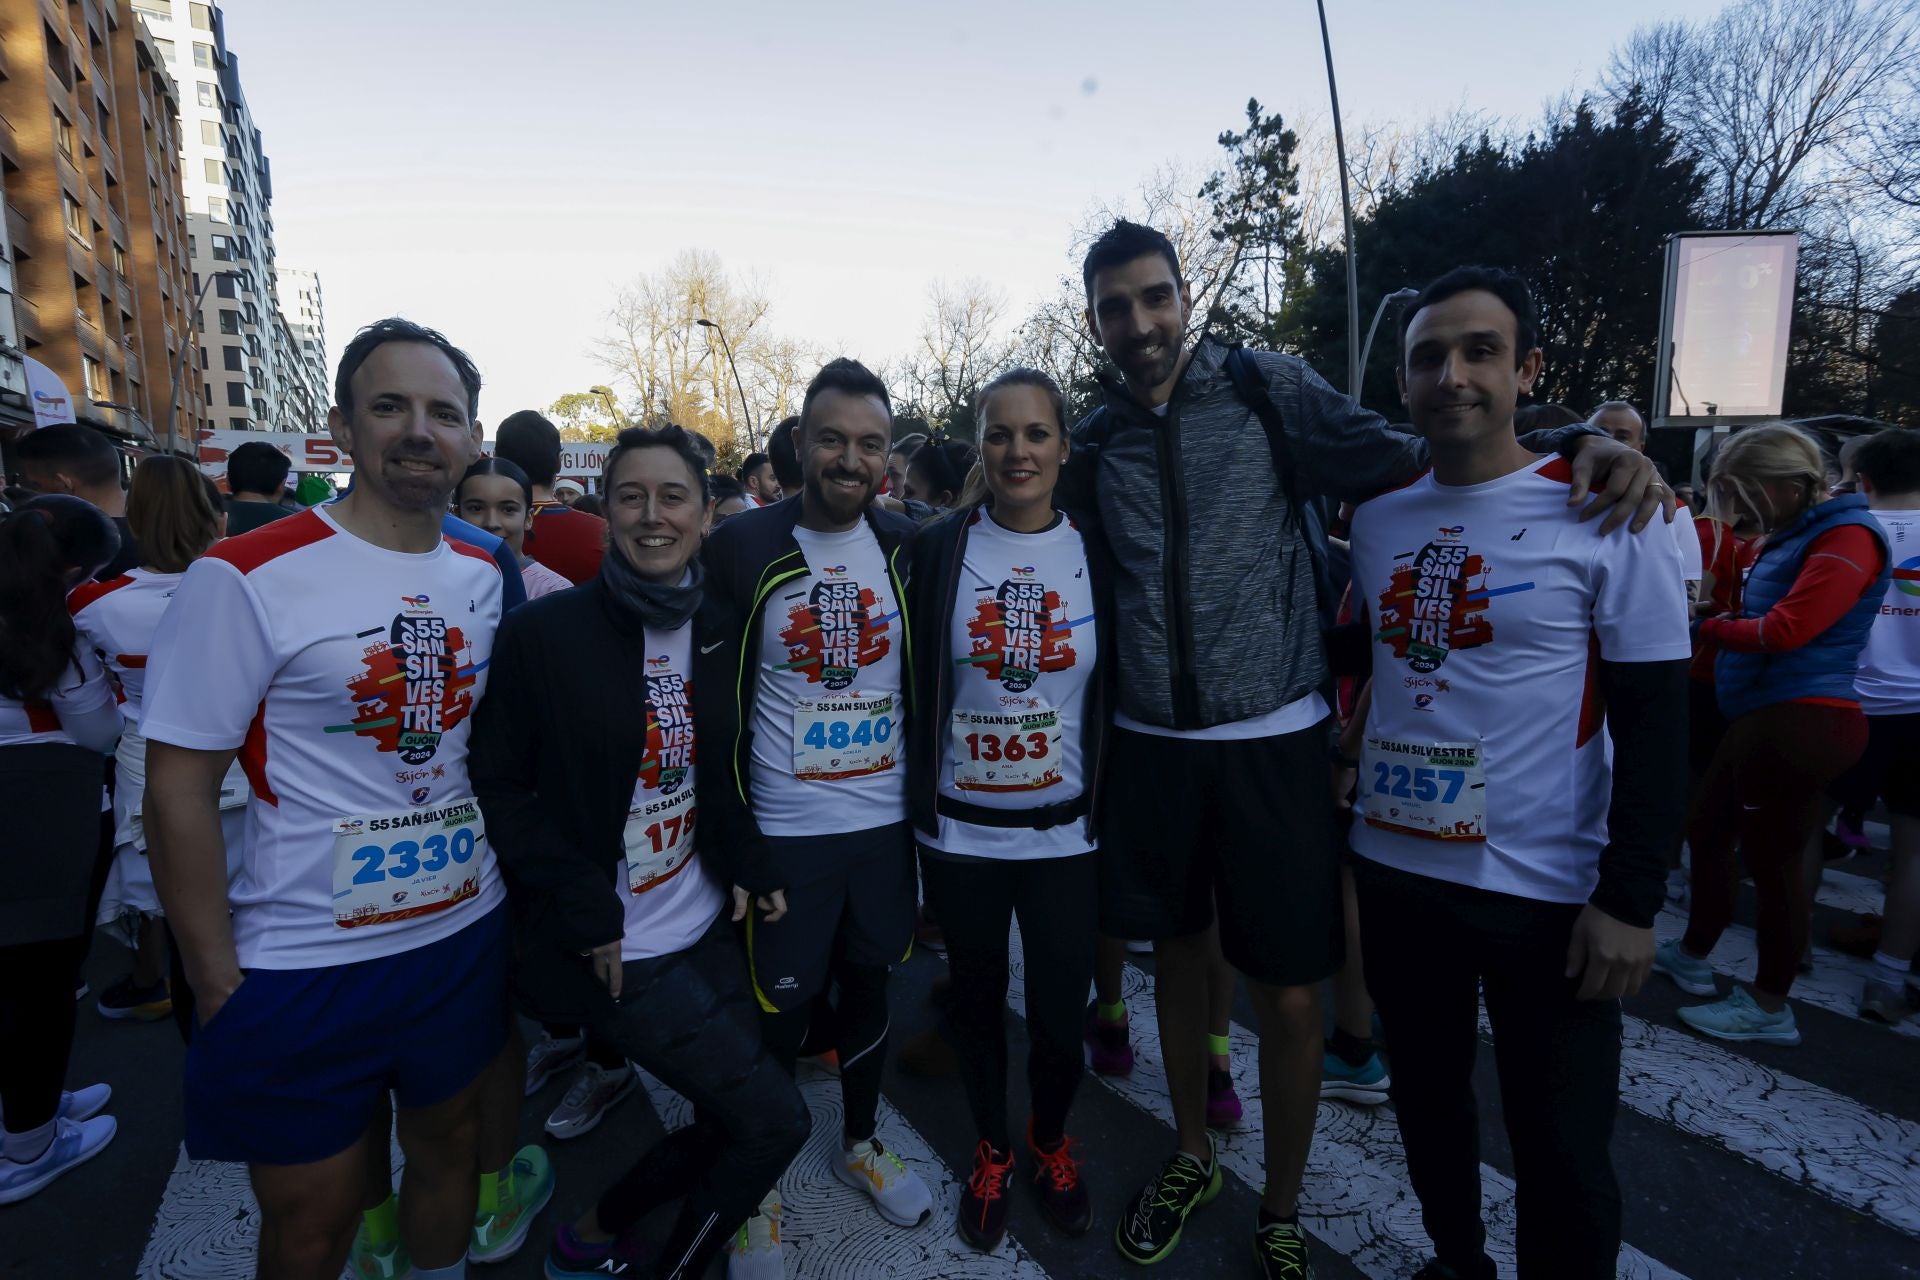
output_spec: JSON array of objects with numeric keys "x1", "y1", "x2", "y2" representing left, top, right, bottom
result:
[
  {"x1": 749, "y1": 523, "x2": 906, "y2": 837},
  {"x1": 1348, "y1": 456, "x2": 1691, "y2": 904},
  {"x1": 1858, "y1": 509, "x2": 1920, "y2": 716},
  {"x1": 0, "y1": 638, "x2": 114, "y2": 748},
  {"x1": 924, "y1": 509, "x2": 1099, "y2": 860},
  {"x1": 142, "y1": 507, "x2": 507, "y2": 969},
  {"x1": 619, "y1": 621, "x2": 725, "y2": 959}
]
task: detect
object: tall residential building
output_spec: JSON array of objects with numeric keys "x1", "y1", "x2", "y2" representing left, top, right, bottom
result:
[
  {"x1": 277, "y1": 263, "x2": 324, "y2": 426},
  {"x1": 131, "y1": 0, "x2": 309, "y2": 431},
  {"x1": 0, "y1": 0, "x2": 203, "y2": 449}
]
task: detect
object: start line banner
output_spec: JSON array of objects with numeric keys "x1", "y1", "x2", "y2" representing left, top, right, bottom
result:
[{"x1": 195, "y1": 430, "x2": 611, "y2": 478}]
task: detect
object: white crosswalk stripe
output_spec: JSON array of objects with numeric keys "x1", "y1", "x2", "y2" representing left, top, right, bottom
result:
[{"x1": 1815, "y1": 866, "x2": 1887, "y2": 917}]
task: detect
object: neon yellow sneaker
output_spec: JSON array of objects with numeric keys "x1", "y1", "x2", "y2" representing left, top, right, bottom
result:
[
  {"x1": 347, "y1": 1218, "x2": 411, "y2": 1280},
  {"x1": 468, "y1": 1144, "x2": 555, "y2": 1263},
  {"x1": 726, "y1": 1190, "x2": 785, "y2": 1279}
]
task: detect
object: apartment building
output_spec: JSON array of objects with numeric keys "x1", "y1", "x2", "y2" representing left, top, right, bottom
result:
[
  {"x1": 0, "y1": 0, "x2": 204, "y2": 450},
  {"x1": 276, "y1": 263, "x2": 323, "y2": 425}
]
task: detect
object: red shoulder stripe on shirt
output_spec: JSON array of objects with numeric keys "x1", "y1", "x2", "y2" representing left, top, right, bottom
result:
[
  {"x1": 446, "y1": 537, "x2": 503, "y2": 573},
  {"x1": 209, "y1": 508, "x2": 335, "y2": 575},
  {"x1": 1537, "y1": 455, "x2": 1575, "y2": 485},
  {"x1": 67, "y1": 573, "x2": 134, "y2": 616},
  {"x1": 24, "y1": 703, "x2": 60, "y2": 734}
]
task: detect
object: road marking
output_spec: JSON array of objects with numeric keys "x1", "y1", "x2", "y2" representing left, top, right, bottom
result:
[
  {"x1": 1815, "y1": 866, "x2": 1886, "y2": 917},
  {"x1": 1001, "y1": 929, "x2": 1686, "y2": 1279},
  {"x1": 636, "y1": 1062, "x2": 1053, "y2": 1278}
]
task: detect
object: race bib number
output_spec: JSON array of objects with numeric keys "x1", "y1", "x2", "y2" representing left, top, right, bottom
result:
[
  {"x1": 1361, "y1": 739, "x2": 1486, "y2": 842},
  {"x1": 951, "y1": 707, "x2": 1064, "y2": 792},
  {"x1": 625, "y1": 788, "x2": 697, "y2": 895},
  {"x1": 330, "y1": 799, "x2": 487, "y2": 929},
  {"x1": 793, "y1": 694, "x2": 897, "y2": 781}
]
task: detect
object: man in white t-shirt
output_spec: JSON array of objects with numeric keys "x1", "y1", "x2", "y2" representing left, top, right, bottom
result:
[
  {"x1": 1830, "y1": 428, "x2": 1920, "y2": 1023},
  {"x1": 144, "y1": 319, "x2": 516, "y2": 1280},
  {"x1": 701, "y1": 359, "x2": 935, "y2": 1248},
  {"x1": 1590, "y1": 400, "x2": 1704, "y2": 599},
  {"x1": 1346, "y1": 269, "x2": 1691, "y2": 1280}
]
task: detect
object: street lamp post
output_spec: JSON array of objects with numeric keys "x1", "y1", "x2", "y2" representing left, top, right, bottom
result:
[
  {"x1": 163, "y1": 268, "x2": 242, "y2": 456},
  {"x1": 695, "y1": 318, "x2": 755, "y2": 449},
  {"x1": 1356, "y1": 288, "x2": 1420, "y2": 400},
  {"x1": 1315, "y1": 0, "x2": 1362, "y2": 398},
  {"x1": 588, "y1": 384, "x2": 629, "y2": 429}
]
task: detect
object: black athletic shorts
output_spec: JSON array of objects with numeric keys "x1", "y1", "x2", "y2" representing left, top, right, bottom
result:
[
  {"x1": 1098, "y1": 723, "x2": 1344, "y2": 987},
  {"x1": 1829, "y1": 711, "x2": 1920, "y2": 819},
  {"x1": 743, "y1": 820, "x2": 915, "y2": 1013}
]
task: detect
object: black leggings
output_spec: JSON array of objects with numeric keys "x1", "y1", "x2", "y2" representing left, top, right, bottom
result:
[
  {"x1": 586, "y1": 916, "x2": 810, "y2": 1279},
  {"x1": 0, "y1": 935, "x2": 89, "y2": 1135},
  {"x1": 760, "y1": 957, "x2": 891, "y2": 1143},
  {"x1": 920, "y1": 849, "x2": 1096, "y2": 1151}
]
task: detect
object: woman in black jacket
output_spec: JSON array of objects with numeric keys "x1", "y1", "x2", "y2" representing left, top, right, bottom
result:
[
  {"x1": 904, "y1": 368, "x2": 1113, "y2": 1252},
  {"x1": 470, "y1": 426, "x2": 807, "y2": 1280}
]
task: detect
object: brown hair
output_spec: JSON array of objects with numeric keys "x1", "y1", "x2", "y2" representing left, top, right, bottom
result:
[{"x1": 129, "y1": 454, "x2": 221, "y2": 573}]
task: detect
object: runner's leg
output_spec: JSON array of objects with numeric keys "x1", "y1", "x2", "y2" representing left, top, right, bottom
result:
[
  {"x1": 920, "y1": 852, "x2": 1018, "y2": 1150},
  {"x1": 394, "y1": 1042, "x2": 497, "y2": 1269},
  {"x1": 1153, "y1": 930, "x2": 1215, "y2": 1161},
  {"x1": 1012, "y1": 853, "x2": 1098, "y2": 1145},
  {"x1": 252, "y1": 1124, "x2": 379, "y2": 1280}
]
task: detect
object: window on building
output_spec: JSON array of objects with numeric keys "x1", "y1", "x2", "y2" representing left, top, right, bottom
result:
[
  {"x1": 226, "y1": 381, "x2": 246, "y2": 408},
  {"x1": 222, "y1": 345, "x2": 242, "y2": 372},
  {"x1": 190, "y1": 3, "x2": 212, "y2": 30},
  {"x1": 53, "y1": 111, "x2": 74, "y2": 159},
  {"x1": 111, "y1": 243, "x2": 126, "y2": 275},
  {"x1": 193, "y1": 42, "x2": 214, "y2": 68},
  {"x1": 45, "y1": 24, "x2": 71, "y2": 91},
  {"x1": 153, "y1": 38, "x2": 174, "y2": 61},
  {"x1": 133, "y1": 0, "x2": 172, "y2": 16},
  {"x1": 207, "y1": 196, "x2": 227, "y2": 221},
  {"x1": 218, "y1": 309, "x2": 239, "y2": 335},
  {"x1": 214, "y1": 273, "x2": 237, "y2": 299},
  {"x1": 196, "y1": 81, "x2": 216, "y2": 108},
  {"x1": 62, "y1": 194, "x2": 88, "y2": 241},
  {"x1": 210, "y1": 233, "x2": 231, "y2": 261},
  {"x1": 82, "y1": 355, "x2": 108, "y2": 402},
  {"x1": 200, "y1": 120, "x2": 220, "y2": 147},
  {"x1": 203, "y1": 157, "x2": 222, "y2": 185}
]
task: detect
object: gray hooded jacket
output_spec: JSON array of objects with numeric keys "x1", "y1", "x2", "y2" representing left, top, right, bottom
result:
[{"x1": 1064, "y1": 335, "x2": 1593, "y2": 731}]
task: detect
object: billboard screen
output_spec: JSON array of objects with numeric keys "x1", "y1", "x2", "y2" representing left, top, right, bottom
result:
[{"x1": 1662, "y1": 232, "x2": 1798, "y2": 419}]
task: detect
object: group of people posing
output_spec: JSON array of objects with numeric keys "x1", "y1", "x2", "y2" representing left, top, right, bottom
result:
[{"x1": 0, "y1": 217, "x2": 1913, "y2": 1280}]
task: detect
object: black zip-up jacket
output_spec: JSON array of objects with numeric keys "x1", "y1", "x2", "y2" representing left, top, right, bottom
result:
[
  {"x1": 903, "y1": 506, "x2": 1117, "y2": 844},
  {"x1": 700, "y1": 495, "x2": 918, "y2": 878},
  {"x1": 468, "y1": 578, "x2": 750, "y2": 1024},
  {"x1": 1061, "y1": 336, "x2": 1602, "y2": 730}
]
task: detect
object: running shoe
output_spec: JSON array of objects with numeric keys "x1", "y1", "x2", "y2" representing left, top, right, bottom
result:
[
  {"x1": 1026, "y1": 1123, "x2": 1091, "y2": 1237},
  {"x1": 726, "y1": 1190, "x2": 784, "y2": 1280},
  {"x1": 347, "y1": 1222, "x2": 410, "y2": 1280},
  {"x1": 470, "y1": 1143, "x2": 555, "y2": 1263},
  {"x1": 1085, "y1": 1010, "x2": 1134, "y2": 1076},
  {"x1": 1320, "y1": 1051, "x2": 1390, "y2": 1105},
  {"x1": 1205, "y1": 1067, "x2": 1243, "y2": 1127},
  {"x1": 1858, "y1": 973, "x2": 1916, "y2": 1025},
  {"x1": 0, "y1": 1115, "x2": 117, "y2": 1205},
  {"x1": 1833, "y1": 811, "x2": 1871, "y2": 851},
  {"x1": 1653, "y1": 939, "x2": 1717, "y2": 997},
  {"x1": 1, "y1": 1084, "x2": 113, "y2": 1130},
  {"x1": 1113, "y1": 1136, "x2": 1221, "y2": 1265},
  {"x1": 96, "y1": 975, "x2": 172, "y2": 1022},
  {"x1": 524, "y1": 1031, "x2": 585, "y2": 1095},
  {"x1": 544, "y1": 1060, "x2": 638, "y2": 1140},
  {"x1": 957, "y1": 1140, "x2": 1014, "y2": 1250},
  {"x1": 543, "y1": 1222, "x2": 652, "y2": 1279},
  {"x1": 834, "y1": 1136, "x2": 933, "y2": 1226},
  {"x1": 1253, "y1": 1217, "x2": 1314, "y2": 1278},
  {"x1": 1411, "y1": 1257, "x2": 1497, "y2": 1279},
  {"x1": 1677, "y1": 988, "x2": 1801, "y2": 1045}
]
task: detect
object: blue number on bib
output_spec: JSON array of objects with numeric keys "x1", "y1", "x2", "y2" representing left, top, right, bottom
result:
[
  {"x1": 1439, "y1": 770, "x2": 1465, "y2": 802},
  {"x1": 1372, "y1": 763, "x2": 1468, "y2": 803},
  {"x1": 828, "y1": 721, "x2": 851, "y2": 749},
  {"x1": 351, "y1": 845, "x2": 386, "y2": 884},
  {"x1": 1371, "y1": 762, "x2": 1390, "y2": 796},
  {"x1": 850, "y1": 718, "x2": 873, "y2": 746},
  {"x1": 803, "y1": 721, "x2": 828, "y2": 750},
  {"x1": 387, "y1": 839, "x2": 421, "y2": 878},
  {"x1": 874, "y1": 716, "x2": 893, "y2": 743},
  {"x1": 451, "y1": 826, "x2": 477, "y2": 863},
  {"x1": 420, "y1": 832, "x2": 450, "y2": 872}
]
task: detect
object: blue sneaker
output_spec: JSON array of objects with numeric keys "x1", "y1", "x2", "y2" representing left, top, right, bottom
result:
[
  {"x1": 544, "y1": 1222, "x2": 652, "y2": 1278},
  {"x1": 1677, "y1": 987, "x2": 1801, "y2": 1045},
  {"x1": 1320, "y1": 1051, "x2": 1390, "y2": 1105},
  {"x1": 1653, "y1": 939, "x2": 1717, "y2": 997},
  {"x1": 0, "y1": 1115, "x2": 117, "y2": 1204}
]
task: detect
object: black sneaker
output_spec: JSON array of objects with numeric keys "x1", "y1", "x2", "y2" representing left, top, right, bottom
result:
[
  {"x1": 1254, "y1": 1217, "x2": 1314, "y2": 1278},
  {"x1": 1113, "y1": 1136, "x2": 1221, "y2": 1264},
  {"x1": 96, "y1": 976, "x2": 172, "y2": 1022},
  {"x1": 957, "y1": 1140, "x2": 1014, "y2": 1250},
  {"x1": 1411, "y1": 1257, "x2": 1497, "y2": 1280},
  {"x1": 1027, "y1": 1124, "x2": 1091, "y2": 1237}
]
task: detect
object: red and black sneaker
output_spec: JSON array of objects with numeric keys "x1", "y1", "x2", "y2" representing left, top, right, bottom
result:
[
  {"x1": 1026, "y1": 1122, "x2": 1092, "y2": 1236},
  {"x1": 957, "y1": 1140, "x2": 1014, "y2": 1250}
]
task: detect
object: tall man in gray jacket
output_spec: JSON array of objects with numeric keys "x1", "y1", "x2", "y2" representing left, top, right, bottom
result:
[{"x1": 1064, "y1": 221, "x2": 1668, "y2": 1277}]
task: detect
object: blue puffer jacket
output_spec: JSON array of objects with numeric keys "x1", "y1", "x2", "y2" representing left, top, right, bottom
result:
[{"x1": 1715, "y1": 494, "x2": 1891, "y2": 721}]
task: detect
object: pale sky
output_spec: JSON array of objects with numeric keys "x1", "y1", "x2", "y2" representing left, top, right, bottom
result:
[{"x1": 231, "y1": 0, "x2": 1730, "y2": 425}]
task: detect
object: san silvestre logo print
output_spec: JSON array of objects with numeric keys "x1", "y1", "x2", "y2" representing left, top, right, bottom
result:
[
  {"x1": 1374, "y1": 526, "x2": 1532, "y2": 673},
  {"x1": 778, "y1": 565, "x2": 891, "y2": 688},
  {"x1": 329, "y1": 594, "x2": 484, "y2": 768},
  {"x1": 961, "y1": 565, "x2": 1079, "y2": 693}
]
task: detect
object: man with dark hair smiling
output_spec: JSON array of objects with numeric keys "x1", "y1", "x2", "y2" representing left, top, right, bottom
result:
[
  {"x1": 1345, "y1": 267, "x2": 1690, "y2": 1279},
  {"x1": 1063, "y1": 221, "x2": 1668, "y2": 1278},
  {"x1": 701, "y1": 359, "x2": 931, "y2": 1273}
]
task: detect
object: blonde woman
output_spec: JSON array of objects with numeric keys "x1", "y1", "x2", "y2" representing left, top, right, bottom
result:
[{"x1": 1655, "y1": 425, "x2": 1892, "y2": 1044}]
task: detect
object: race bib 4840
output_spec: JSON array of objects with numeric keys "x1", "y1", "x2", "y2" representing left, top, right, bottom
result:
[{"x1": 792, "y1": 693, "x2": 897, "y2": 781}]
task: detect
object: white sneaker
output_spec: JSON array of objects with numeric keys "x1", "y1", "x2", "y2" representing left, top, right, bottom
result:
[
  {"x1": 0, "y1": 1116, "x2": 118, "y2": 1204},
  {"x1": 0, "y1": 1084, "x2": 111, "y2": 1130},
  {"x1": 543, "y1": 1060, "x2": 638, "y2": 1140},
  {"x1": 726, "y1": 1190, "x2": 786, "y2": 1279},
  {"x1": 523, "y1": 1031, "x2": 585, "y2": 1095},
  {"x1": 834, "y1": 1136, "x2": 932, "y2": 1227}
]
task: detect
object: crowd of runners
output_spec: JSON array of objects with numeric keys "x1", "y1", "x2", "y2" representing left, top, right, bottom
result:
[{"x1": 1, "y1": 219, "x2": 1915, "y2": 1280}]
